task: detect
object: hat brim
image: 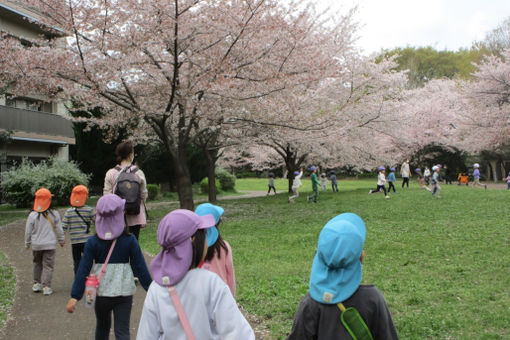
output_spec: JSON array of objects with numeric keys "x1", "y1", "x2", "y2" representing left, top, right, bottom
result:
[
  {"x1": 206, "y1": 227, "x2": 219, "y2": 247},
  {"x1": 197, "y1": 214, "x2": 216, "y2": 230},
  {"x1": 33, "y1": 197, "x2": 51, "y2": 212}
]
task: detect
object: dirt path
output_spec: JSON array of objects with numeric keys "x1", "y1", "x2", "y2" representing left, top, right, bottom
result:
[{"x1": 0, "y1": 192, "x2": 271, "y2": 340}]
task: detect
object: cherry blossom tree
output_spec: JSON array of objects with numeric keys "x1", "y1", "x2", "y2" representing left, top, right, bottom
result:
[{"x1": 0, "y1": 0, "x2": 359, "y2": 208}]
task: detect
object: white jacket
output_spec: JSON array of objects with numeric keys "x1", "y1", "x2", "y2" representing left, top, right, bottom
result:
[{"x1": 292, "y1": 171, "x2": 303, "y2": 189}]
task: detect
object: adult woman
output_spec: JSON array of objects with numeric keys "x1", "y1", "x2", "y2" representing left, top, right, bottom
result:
[
  {"x1": 103, "y1": 141, "x2": 148, "y2": 240},
  {"x1": 400, "y1": 159, "x2": 411, "y2": 188}
]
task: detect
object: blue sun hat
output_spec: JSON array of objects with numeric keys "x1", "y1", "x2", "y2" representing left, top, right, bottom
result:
[
  {"x1": 377, "y1": 166, "x2": 385, "y2": 171},
  {"x1": 390, "y1": 167, "x2": 396, "y2": 172},
  {"x1": 293, "y1": 171, "x2": 300, "y2": 176},
  {"x1": 195, "y1": 203, "x2": 224, "y2": 247},
  {"x1": 415, "y1": 168, "x2": 421, "y2": 172},
  {"x1": 310, "y1": 166, "x2": 317, "y2": 171},
  {"x1": 309, "y1": 213, "x2": 366, "y2": 304}
]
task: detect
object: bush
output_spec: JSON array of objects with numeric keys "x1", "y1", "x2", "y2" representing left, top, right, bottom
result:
[
  {"x1": 200, "y1": 177, "x2": 221, "y2": 194},
  {"x1": 146, "y1": 184, "x2": 159, "y2": 201},
  {"x1": 1, "y1": 158, "x2": 89, "y2": 208},
  {"x1": 215, "y1": 168, "x2": 236, "y2": 191}
]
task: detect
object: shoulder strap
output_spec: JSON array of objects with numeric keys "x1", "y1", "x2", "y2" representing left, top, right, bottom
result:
[
  {"x1": 113, "y1": 164, "x2": 131, "y2": 192},
  {"x1": 74, "y1": 207, "x2": 91, "y2": 233},
  {"x1": 97, "y1": 239, "x2": 117, "y2": 287},
  {"x1": 337, "y1": 302, "x2": 374, "y2": 340},
  {"x1": 168, "y1": 286, "x2": 196, "y2": 340},
  {"x1": 43, "y1": 212, "x2": 56, "y2": 235}
]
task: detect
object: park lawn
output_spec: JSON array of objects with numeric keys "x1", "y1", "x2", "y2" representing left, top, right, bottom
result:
[{"x1": 139, "y1": 178, "x2": 510, "y2": 339}]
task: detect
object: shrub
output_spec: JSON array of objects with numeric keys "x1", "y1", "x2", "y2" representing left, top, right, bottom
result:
[
  {"x1": 215, "y1": 167, "x2": 236, "y2": 191},
  {"x1": 200, "y1": 177, "x2": 221, "y2": 194},
  {"x1": 1, "y1": 158, "x2": 89, "y2": 208},
  {"x1": 146, "y1": 184, "x2": 159, "y2": 201}
]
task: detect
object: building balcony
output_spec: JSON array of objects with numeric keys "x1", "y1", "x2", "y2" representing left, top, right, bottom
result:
[{"x1": 0, "y1": 104, "x2": 75, "y2": 145}]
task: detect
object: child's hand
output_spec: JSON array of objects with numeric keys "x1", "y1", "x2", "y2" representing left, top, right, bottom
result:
[
  {"x1": 59, "y1": 242, "x2": 65, "y2": 247},
  {"x1": 66, "y1": 298, "x2": 77, "y2": 313}
]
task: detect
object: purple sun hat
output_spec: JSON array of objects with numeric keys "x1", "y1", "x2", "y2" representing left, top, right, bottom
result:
[
  {"x1": 378, "y1": 166, "x2": 385, "y2": 171},
  {"x1": 390, "y1": 167, "x2": 396, "y2": 172},
  {"x1": 310, "y1": 166, "x2": 317, "y2": 171},
  {"x1": 294, "y1": 171, "x2": 300, "y2": 176},
  {"x1": 96, "y1": 194, "x2": 126, "y2": 240},
  {"x1": 150, "y1": 209, "x2": 216, "y2": 286}
]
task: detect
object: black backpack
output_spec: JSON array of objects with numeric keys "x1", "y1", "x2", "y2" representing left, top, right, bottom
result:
[{"x1": 114, "y1": 165, "x2": 141, "y2": 215}]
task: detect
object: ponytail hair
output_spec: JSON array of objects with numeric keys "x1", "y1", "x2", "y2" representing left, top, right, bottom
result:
[{"x1": 190, "y1": 229, "x2": 206, "y2": 269}]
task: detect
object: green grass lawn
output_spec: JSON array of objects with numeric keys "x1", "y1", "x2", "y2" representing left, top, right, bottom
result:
[{"x1": 140, "y1": 179, "x2": 510, "y2": 339}]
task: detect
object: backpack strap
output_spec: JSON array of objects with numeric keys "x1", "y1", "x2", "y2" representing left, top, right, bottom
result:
[
  {"x1": 168, "y1": 286, "x2": 196, "y2": 340},
  {"x1": 97, "y1": 239, "x2": 117, "y2": 288}
]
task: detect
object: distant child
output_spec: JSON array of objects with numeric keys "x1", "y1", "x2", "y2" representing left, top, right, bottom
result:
[
  {"x1": 424, "y1": 166, "x2": 431, "y2": 185},
  {"x1": 369, "y1": 166, "x2": 390, "y2": 199},
  {"x1": 320, "y1": 173, "x2": 328, "y2": 191},
  {"x1": 62, "y1": 185, "x2": 95, "y2": 274},
  {"x1": 66, "y1": 194, "x2": 152, "y2": 339},
  {"x1": 287, "y1": 213, "x2": 399, "y2": 340},
  {"x1": 195, "y1": 203, "x2": 236, "y2": 296},
  {"x1": 137, "y1": 209, "x2": 254, "y2": 339},
  {"x1": 387, "y1": 167, "x2": 397, "y2": 193},
  {"x1": 431, "y1": 165, "x2": 441, "y2": 198},
  {"x1": 330, "y1": 170, "x2": 338, "y2": 192},
  {"x1": 415, "y1": 168, "x2": 431, "y2": 191},
  {"x1": 472, "y1": 163, "x2": 487, "y2": 189},
  {"x1": 506, "y1": 172, "x2": 510, "y2": 190},
  {"x1": 289, "y1": 169, "x2": 303, "y2": 203},
  {"x1": 307, "y1": 166, "x2": 320, "y2": 203},
  {"x1": 25, "y1": 188, "x2": 65, "y2": 296},
  {"x1": 458, "y1": 173, "x2": 469, "y2": 186},
  {"x1": 267, "y1": 172, "x2": 276, "y2": 196}
]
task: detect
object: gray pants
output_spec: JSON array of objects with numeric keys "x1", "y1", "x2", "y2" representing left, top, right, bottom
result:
[
  {"x1": 33, "y1": 250, "x2": 55, "y2": 287},
  {"x1": 289, "y1": 187, "x2": 299, "y2": 202}
]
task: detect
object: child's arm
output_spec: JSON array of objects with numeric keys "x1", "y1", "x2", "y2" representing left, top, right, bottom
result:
[
  {"x1": 225, "y1": 242, "x2": 236, "y2": 297},
  {"x1": 287, "y1": 296, "x2": 318, "y2": 339},
  {"x1": 53, "y1": 212, "x2": 65, "y2": 246},
  {"x1": 24, "y1": 213, "x2": 34, "y2": 249},
  {"x1": 129, "y1": 237, "x2": 152, "y2": 291}
]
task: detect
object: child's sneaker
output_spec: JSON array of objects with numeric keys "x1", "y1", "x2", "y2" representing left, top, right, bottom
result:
[
  {"x1": 385, "y1": 195, "x2": 390, "y2": 199},
  {"x1": 43, "y1": 287, "x2": 53, "y2": 296},
  {"x1": 32, "y1": 283, "x2": 42, "y2": 293},
  {"x1": 368, "y1": 190, "x2": 372, "y2": 194}
]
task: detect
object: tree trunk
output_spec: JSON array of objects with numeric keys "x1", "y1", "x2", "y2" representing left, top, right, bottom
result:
[
  {"x1": 205, "y1": 148, "x2": 217, "y2": 202},
  {"x1": 170, "y1": 146, "x2": 194, "y2": 210},
  {"x1": 489, "y1": 160, "x2": 498, "y2": 183}
]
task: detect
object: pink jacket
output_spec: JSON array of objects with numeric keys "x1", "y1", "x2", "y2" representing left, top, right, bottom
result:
[
  {"x1": 103, "y1": 165, "x2": 148, "y2": 227},
  {"x1": 202, "y1": 241, "x2": 236, "y2": 297}
]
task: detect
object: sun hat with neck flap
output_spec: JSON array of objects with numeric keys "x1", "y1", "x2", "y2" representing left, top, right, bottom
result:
[
  {"x1": 96, "y1": 194, "x2": 126, "y2": 240},
  {"x1": 195, "y1": 203, "x2": 224, "y2": 247},
  {"x1": 309, "y1": 213, "x2": 366, "y2": 305},
  {"x1": 150, "y1": 209, "x2": 216, "y2": 286},
  {"x1": 33, "y1": 188, "x2": 52, "y2": 212}
]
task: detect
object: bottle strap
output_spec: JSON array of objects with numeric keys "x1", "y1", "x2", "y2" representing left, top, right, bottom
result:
[
  {"x1": 97, "y1": 239, "x2": 117, "y2": 287},
  {"x1": 74, "y1": 208, "x2": 91, "y2": 233},
  {"x1": 168, "y1": 286, "x2": 196, "y2": 340},
  {"x1": 43, "y1": 212, "x2": 56, "y2": 235}
]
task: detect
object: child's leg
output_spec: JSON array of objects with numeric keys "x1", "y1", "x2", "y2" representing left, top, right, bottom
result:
[
  {"x1": 289, "y1": 188, "x2": 298, "y2": 201},
  {"x1": 32, "y1": 250, "x2": 43, "y2": 284},
  {"x1": 267, "y1": 185, "x2": 271, "y2": 194},
  {"x1": 112, "y1": 296, "x2": 133, "y2": 340},
  {"x1": 71, "y1": 243, "x2": 85, "y2": 275},
  {"x1": 272, "y1": 185, "x2": 276, "y2": 193},
  {"x1": 95, "y1": 297, "x2": 114, "y2": 340},
  {"x1": 41, "y1": 250, "x2": 56, "y2": 288}
]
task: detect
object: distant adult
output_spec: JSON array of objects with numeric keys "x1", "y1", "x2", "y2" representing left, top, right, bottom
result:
[
  {"x1": 103, "y1": 141, "x2": 148, "y2": 241},
  {"x1": 444, "y1": 165, "x2": 452, "y2": 184},
  {"x1": 400, "y1": 159, "x2": 411, "y2": 188}
]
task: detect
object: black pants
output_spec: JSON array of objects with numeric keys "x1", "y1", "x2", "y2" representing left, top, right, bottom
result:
[
  {"x1": 95, "y1": 295, "x2": 133, "y2": 340},
  {"x1": 372, "y1": 185, "x2": 387, "y2": 195},
  {"x1": 402, "y1": 177, "x2": 409, "y2": 188},
  {"x1": 388, "y1": 182, "x2": 396, "y2": 192},
  {"x1": 71, "y1": 243, "x2": 86, "y2": 274},
  {"x1": 267, "y1": 185, "x2": 276, "y2": 194}
]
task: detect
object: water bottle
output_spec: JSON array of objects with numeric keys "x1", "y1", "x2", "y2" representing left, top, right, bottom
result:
[{"x1": 84, "y1": 274, "x2": 99, "y2": 309}]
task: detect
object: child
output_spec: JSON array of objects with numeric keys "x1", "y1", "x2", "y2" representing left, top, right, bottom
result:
[
  {"x1": 506, "y1": 171, "x2": 510, "y2": 190},
  {"x1": 424, "y1": 166, "x2": 431, "y2": 185},
  {"x1": 330, "y1": 170, "x2": 338, "y2": 192},
  {"x1": 387, "y1": 167, "x2": 397, "y2": 193},
  {"x1": 431, "y1": 165, "x2": 441, "y2": 198},
  {"x1": 287, "y1": 213, "x2": 398, "y2": 339},
  {"x1": 137, "y1": 209, "x2": 254, "y2": 339},
  {"x1": 369, "y1": 166, "x2": 390, "y2": 199},
  {"x1": 401, "y1": 159, "x2": 411, "y2": 188},
  {"x1": 25, "y1": 188, "x2": 65, "y2": 295},
  {"x1": 472, "y1": 163, "x2": 487, "y2": 189},
  {"x1": 62, "y1": 185, "x2": 95, "y2": 274},
  {"x1": 66, "y1": 194, "x2": 152, "y2": 339},
  {"x1": 415, "y1": 168, "x2": 431, "y2": 191},
  {"x1": 307, "y1": 166, "x2": 320, "y2": 203},
  {"x1": 195, "y1": 203, "x2": 236, "y2": 296},
  {"x1": 289, "y1": 169, "x2": 303, "y2": 203},
  {"x1": 267, "y1": 172, "x2": 276, "y2": 196},
  {"x1": 320, "y1": 173, "x2": 328, "y2": 191}
]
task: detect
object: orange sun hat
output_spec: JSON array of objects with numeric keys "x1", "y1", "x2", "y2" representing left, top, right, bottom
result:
[
  {"x1": 33, "y1": 188, "x2": 52, "y2": 212},
  {"x1": 70, "y1": 185, "x2": 89, "y2": 207}
]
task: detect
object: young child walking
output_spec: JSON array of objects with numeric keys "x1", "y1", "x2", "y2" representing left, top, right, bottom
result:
[
  {"x1": 287, "y1": 213, "x2": 399, "y2": 339},
  {"x1": 307, "y1": 166, "x2": 320, "y2": 203},
  {"x1": 369, "y1": 166, "x2": 390, "y2": 199},
  {"x1": 387, "y1": 167, "x2": 397, "y2": 193},
  {"x1": 195, "y1": 203, "x2": 236, "y2": 296},
  {"x1": 267, "y1": 172, "x2": 276, "y2": 196},
  {"x1": 62, "y1": 185, "x2": 95, "y2": 274},
  {"x1": 289, "y1": 169, "x2": 303, "y2": 203},
  {"x1": 66, "y1": 194, "x2": 152, "y2": 339},
  {"x1": 25, "y1": 188, "x2": 65, "y2": 295},
  {"x1": 320, "y1": 173, "x2": 328, "y2": 191},
  {"x1": 431, "y1": 165, "x2": 441, "y2": 198},
  {"x1": 424, "y1": 166, "x2": 431, "y2": 185},
  {"x1": 137, "y1": 209, "x2": 254, "y2": 339},
  {"x1": 415, "y1": 168, "x2": 431, "y2": 191},
  {"x1": 472, "y1": 163, "x2": 487, "y2": 189},
  {"x1": 330, "y1": 170, "x2": 338, "y2": 192}
]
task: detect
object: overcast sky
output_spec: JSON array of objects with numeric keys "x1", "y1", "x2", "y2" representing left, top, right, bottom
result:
[{"x1": 318, "y1": 0, "x2": 510, "y2": 54}]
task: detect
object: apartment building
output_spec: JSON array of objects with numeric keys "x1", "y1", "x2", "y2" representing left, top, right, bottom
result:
[{"x1": 0, "y1": 0, "x2": 75, "y2": 170}]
